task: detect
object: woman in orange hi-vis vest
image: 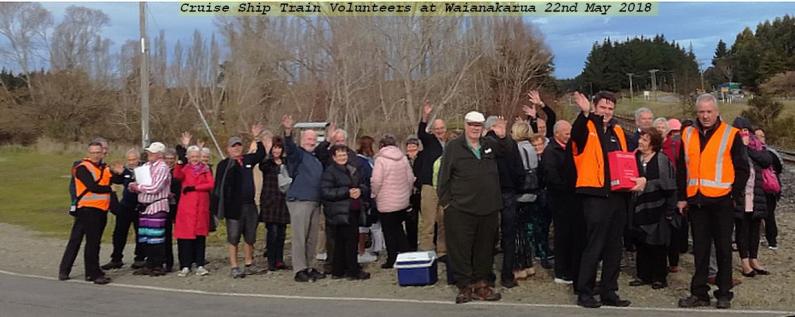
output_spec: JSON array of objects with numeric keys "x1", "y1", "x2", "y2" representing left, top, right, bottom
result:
[
  {"x1": 676, "y1": 94, "x2": 749, "y2": 310},
  {"x1": 570, "y1": 91, "x2": 646, "y2": 309}
]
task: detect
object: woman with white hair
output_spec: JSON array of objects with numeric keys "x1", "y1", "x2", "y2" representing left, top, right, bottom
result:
[
  {"x1": 172, "y1": 145, "x2": 215, "y2": 277},
  {"x1": 200, "y1": 147, "x2": 212, "y2": 170},
  {"x1": 653, "y1": 117, "x2": 669, "y2": 137}
]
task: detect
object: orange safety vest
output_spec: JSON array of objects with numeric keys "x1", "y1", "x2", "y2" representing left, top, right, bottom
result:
[
  {"x1": 682, "y1": 122, "x2": 738, "y2": 198},
  {"x1": 73, "y1": 160, "x2": 112, "y2": 211},
  {"x1": 572, "y1": 120, "x2": 627, "y2": 189}
]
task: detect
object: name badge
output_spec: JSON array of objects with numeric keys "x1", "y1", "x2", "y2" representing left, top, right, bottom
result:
[
  {"x1": 245, "y1": 164, "x2": 252, "y2": 168},
  {"x1": 124, "y1": 175, "x2": 131, "y2": 178},
  {"x1": 484, "y1": 148, "x2": 492, "y2": 154}
]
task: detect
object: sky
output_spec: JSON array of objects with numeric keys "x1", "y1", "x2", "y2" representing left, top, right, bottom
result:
[{"x1": 31, "y1": 2, "x2": 795, "y2": 79}]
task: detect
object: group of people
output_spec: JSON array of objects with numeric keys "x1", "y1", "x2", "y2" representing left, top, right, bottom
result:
[{"x1": 57, "y1": 90, "x2": 784, "y2": 310}]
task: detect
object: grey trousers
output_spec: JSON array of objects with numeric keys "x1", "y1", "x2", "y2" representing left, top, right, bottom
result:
[{"x1": 287, "y1": 200, "x2": 321, "y2": 273}]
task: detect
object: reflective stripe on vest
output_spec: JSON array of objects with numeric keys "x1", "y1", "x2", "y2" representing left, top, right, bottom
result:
[
  {"x1": 74, "y1": 160, "x2": 112, "y2": 211},
  {"x1": 682, "y1": 122, "x2": 737, "y2": 198},
  {"x1": 573, "y1": 120, "x2": 627, "y2": 189}
]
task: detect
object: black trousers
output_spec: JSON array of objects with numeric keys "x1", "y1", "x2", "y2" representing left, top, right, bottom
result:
[
  {"x1": 550, "y1": 190, "x2": 584, "y2": 282},
  {"x1": 636, "y1": 242, "x2": 668, "y2": 283},
  {"x1": 381, "y1": 210, "x2": 410, "y2": 266},
  {"x1": 59, "y1": 207, "x2": 107, "y2": 279},
  {"x1": 145, "y1": 244, "x2": 166, "y2": 269},
  {"x1": 165, "y1": 205, "x2": 175, "y2": 270},
  {"x1": 331, "y1": 211, "x2": 360, "y2": 277},
  {"x1": 110, "y1": 203, "x2": 143, "y2": 263},
  {"x1": 576, "y1": 194, "x2": 627, "y2": 298},
  {"x1": 764, "y1": 194, "x2": 778, "y2": 247},
  {"x1": 689, "y1": 199, "x2": 734, "y2": 300},
  {"x1": 737, "y1": 213, "x2": 762, "y2": 259},
  {"x1": 406, "y1": 192, "x2": 421, "y2": 252},
  {"x1": 266, "y1": 222, "x2": 287, "y2": 268},
  {"x1": 499, "y1": 192, "x2": 518, "y2": 282},
  {"x1": 445, "y1": 207, "x2": 499, "y2": 289},
  {"x1": 667, "y1": 215, "x2": 689, "y2": 267},
  {"x1": 177, "y1": 236, "x2": 206, "y2": 269},
  {"x1": 529, "y1": 192, "x2": 553, "y2": 260}
]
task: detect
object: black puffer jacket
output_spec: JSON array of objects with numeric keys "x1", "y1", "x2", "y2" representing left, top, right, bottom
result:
[
  {"x1": 320, "y1": 162, "x2": 368, "y2": 225},
  {"x1": 732, "y1": 117, "x2": 771, "y2": 219},
  {"x1": 734, "y1": 146, "x2": 772, "y2": 219}
]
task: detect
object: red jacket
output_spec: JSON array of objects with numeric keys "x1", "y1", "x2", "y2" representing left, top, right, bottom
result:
[
  {"x1": 662, "y1": 135, "x2": 681, "y2": 170},
  {"x1": 173, "y1": 163, "x2": 214, "y2": 239}
]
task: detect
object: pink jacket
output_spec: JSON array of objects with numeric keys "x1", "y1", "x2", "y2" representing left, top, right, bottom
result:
[{"x1": 371, "y1": 146, "x2": 415, "y2": 213}]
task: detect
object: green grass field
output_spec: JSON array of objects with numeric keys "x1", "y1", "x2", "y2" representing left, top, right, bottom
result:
[
  {"x1": 0, "y1": 146, "x2": 231, "y2": 245},
  {"x1": 0, "y1": 147, "x2": 77, "y2": 237}
]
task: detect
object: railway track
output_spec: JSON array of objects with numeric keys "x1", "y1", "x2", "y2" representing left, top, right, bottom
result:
[{"x1": 779, "y1": 149, "x2": 795, "y2": 164}]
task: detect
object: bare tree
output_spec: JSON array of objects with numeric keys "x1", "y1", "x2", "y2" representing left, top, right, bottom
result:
[
  {"x1": 0, "y1": 2, "x2": 52, "y2": 101},
  {"x1": 49, "y1": 6, "x2": 110, "y2": 73}
]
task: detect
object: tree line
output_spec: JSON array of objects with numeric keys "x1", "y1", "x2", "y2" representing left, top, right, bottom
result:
[
  {"x1": 570, "y1": 35, "x2": 701, "y2": 96},
  {"x1": 704, "y1": 15, "x2": 795, "y2": 95},
  {"x1": 0, "y1": 3, "x2": 557, "y2": 147}
]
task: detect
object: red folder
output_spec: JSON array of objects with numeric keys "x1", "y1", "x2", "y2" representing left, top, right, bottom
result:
[{"x1": 608, "y1": 151, "x2": 639, "y2": 191}]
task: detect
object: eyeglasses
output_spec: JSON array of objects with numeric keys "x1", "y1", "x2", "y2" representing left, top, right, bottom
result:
[{"x1": 466, "y1": 123, "x2": 483, "y2": 127}]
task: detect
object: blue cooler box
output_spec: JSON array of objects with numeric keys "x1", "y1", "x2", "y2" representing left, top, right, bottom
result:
[{"x1": 394, "y1": 251, "x2": 438, "y2": 286}]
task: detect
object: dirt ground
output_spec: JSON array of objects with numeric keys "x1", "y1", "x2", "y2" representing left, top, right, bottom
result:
[{"x1": 1, "y1": 170, "x2": 794, "y2": 311}]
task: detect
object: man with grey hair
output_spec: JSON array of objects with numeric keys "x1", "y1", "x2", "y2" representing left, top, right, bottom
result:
[
  {"x1": 282, "y1": 115, "x2": 327, "y2": 282},
  {"x1": 417, "y1": 100, "x2": 449, "y2": 261},
  {"x1": 484, "y1": 115, "x2": 524, "y2": 288},
  {"x1": 677, "y1": 93, "x2": 748, "y2": 309},
  {"x1": 628, "y1": 107, "x2": 654, "y2": 151},
  {"x1": 101, "y1": 148, "x2": 146, "y2": 270},
  {"x1": 543, "y1": 120, "x2": 583, "y2": 286}
]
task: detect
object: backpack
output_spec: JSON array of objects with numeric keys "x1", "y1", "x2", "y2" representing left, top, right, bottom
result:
[
  {"x1": 518, "y1": 147, "x2": 539, "y2": 193},
  {"x1": 761, "y1": 167, "x2": 781, "y2": 194}
]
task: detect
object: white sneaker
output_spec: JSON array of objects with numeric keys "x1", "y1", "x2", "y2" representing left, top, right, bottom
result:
[
  {"x1": 769, "y1": 245, "x2": 779, "y2": 251},
  {"x1": 195, "y1": 266, "x2": 209, "y2": 276},
  {"x1": 177, "y1": 267, "x2": 190, "y2": 277},
  {"x1": 357, "y1": 253, "x2": 377, "y2": 263},
  {"x1": 554, "y1": 278, "x2": 573, "y2": 285},
  {"x1": 316, "y1": 252, "x2": 327, "y2": 261}
]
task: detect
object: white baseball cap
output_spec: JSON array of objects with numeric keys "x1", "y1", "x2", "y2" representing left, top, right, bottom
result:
[
  {"x1": 145, "y1": 142, "x2": 166, "y2": 154},
  {"x1": 464, "y1": 111, "x2": 486, "y2": 123}
]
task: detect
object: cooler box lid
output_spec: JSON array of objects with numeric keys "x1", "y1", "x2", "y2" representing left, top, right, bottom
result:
[{"x1": 394, "y1": 251, "x2": 437, "y2": 269}]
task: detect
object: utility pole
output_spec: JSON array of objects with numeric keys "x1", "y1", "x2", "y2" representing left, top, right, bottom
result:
[
  {"x1": 140, "y1": 2, "x2": 150, "y2": 149},
  {"x1": 626, "y1": 73, "x2": 635, "y2": 101},
  {"x1": 649, "y1": 69, "x2": 659, "y2": 101}
]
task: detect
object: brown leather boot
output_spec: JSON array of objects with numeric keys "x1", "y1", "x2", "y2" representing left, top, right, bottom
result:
[
  {"x1": 455, "y1": 285, "x2": 473, "y2": 304},
  {"x1": 473, "y1": 281, "x2": 502, "y2": 301}
]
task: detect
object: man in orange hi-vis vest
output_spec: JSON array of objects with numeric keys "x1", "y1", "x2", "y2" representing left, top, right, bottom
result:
[
  {"x1": 677, "y1": 94, "x2": 749, "y2": 310},
  {"x1": 58, "y1": 140, "x2": 123, "y2": 285},
  {"x1": 570, "y1": 91, "x2": 647, "y2": 309}
]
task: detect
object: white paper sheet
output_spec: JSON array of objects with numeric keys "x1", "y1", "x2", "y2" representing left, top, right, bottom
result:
[{"x1": 134, "y1": 166, "x2": 152, "y2": 186}]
